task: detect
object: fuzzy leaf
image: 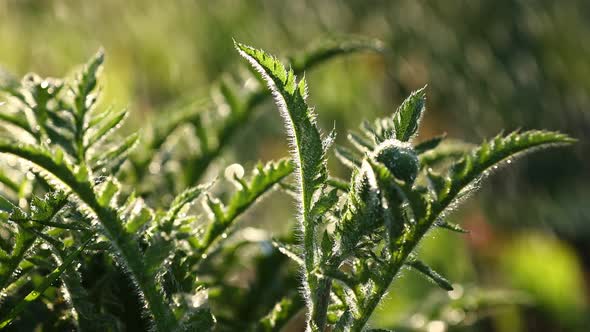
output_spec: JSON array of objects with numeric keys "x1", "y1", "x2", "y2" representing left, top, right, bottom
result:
[
  {"x1": 336, "y1": 161, "x2": 383, "y2": 254},
  {"x1": 393, "y1": 87, "x2": 427, "y2": 142},
  {"x1": 443, "y1": 131, "x2": 575, "y2": 209},
  {"x1": 272, "y1": 240, "x2": 304, "y2": 266},
  {"x1": 199, "y1": 159, "x2": 292, "y2": 255},
  {"x1": 235, "y1": 42, "x2": 327, "y2": 209},
  {"x1": 289, "y1": 37, "x2": 386, "y2": 73},
  {"x1": 236, "y1": 43, "x2": 335, "y2": 330}
]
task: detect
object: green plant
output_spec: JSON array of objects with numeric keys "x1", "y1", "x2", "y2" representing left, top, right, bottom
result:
[{"x1": 0, "y1": 39, "x2": 573, "y2": 332}]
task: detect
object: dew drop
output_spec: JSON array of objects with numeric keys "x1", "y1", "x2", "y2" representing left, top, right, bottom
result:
[
  {"x1": 201, "y1": 254, "x2": 208, "y2": 259},
  {"x1": 447, "y1": 284, "x2": 464, "y2": 300},
  {"x1": 149, "y1": 162, "x2": 161, "y2": 174},
  {"x1": 426, "y1": 320, "x2": 447, "y2": 332},
  {"x1": 409, "y1": 314, "x2": 426, "y2": 328},
  {"x1": 221, "y1": 233, "x2": 228, "y2": 239}
]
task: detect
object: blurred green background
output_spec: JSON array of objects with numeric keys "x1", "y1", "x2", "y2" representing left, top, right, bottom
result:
[{"x1": 1, "y1": 1, "x2": 588, "y2": 331}]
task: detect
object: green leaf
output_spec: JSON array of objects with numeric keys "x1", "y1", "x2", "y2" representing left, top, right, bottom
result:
[
  {"x1": 336, "y1": 161, "x2": 383, "y2": 255},
  {"x1": 414, "y1": 134, "x2": 446, "y2": 154},
  {"x1": 335, "y1": 146, "x2": 361, "y2": 169},
  {"x1": 91, "y1": 132, "x2": 139, "y2": 174},
  {"x1": 311, "y1": 188, "x2": 339, "y2": 218},
  {"x1": 125, "y1": 204, "x2": 153, "y2": 234},
  {"x1": 73, "y1": 49, "x2": 104, "y2": 116},
  {"x1": 272, "y1": 240, "x2": 304, "y2": 266},
  {"x1": 236, "y1": 45, "x2": 333, "y2": 329},
  {"x1": 405, "y1": 258, "x2": 453, "y2": 291},
  {"x1": 257, "y1": 297, "x2": 301, "y2": 332},
  {"x1": 144, "y1": 239, "x2": 173, "y2": 278},
  {"x1": 289, "y1": 37, "x2": 386, "y2": 74},
  {"x1": 392, "y1": 87, "x2": 427, "y2": 142},
  {"x1": 435, "y1": 219, "x2": 469, "y2": 233},
  {"x1": 175, "y1": 308, "x2": 215, "y2": 332},
  {"x1": 97, "y1": 179, "x2": 120, "y2": 206},
  {"x1": 160, "y1": 183, "x2": 211, "y2": 233},
  {"x1": 85, "y1": 109, "x2": 128, "y2": 149},
  {"x1": 443, "y1": 131, "x2": 575, "y2": 210},
  {"x1": 0, "y1": 235, "x2": 93, "y2": 329},
  {"x1": 199, "y1": 159, "x2": 292, "y2": 256},
  {"x1": 235, "y1": 42, "x2": 328, "y2": 208},
  {"x1": 419, "y1": 139, "x2": 474, "y2": 169},
  {"x1": 347, "y1": 131, "x2": 374, "y2": 152}
]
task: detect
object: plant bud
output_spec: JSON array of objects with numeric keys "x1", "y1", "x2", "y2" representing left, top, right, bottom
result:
[{"x1": 374, "y1": 139, "x2": 419, "y2": 184}]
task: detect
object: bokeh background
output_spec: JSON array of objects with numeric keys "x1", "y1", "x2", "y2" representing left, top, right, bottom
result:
[{"x1": 1, "y1": 1, "x2": 588, "y2": 331}]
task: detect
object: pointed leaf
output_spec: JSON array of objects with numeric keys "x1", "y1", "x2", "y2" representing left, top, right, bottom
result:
[
  {"x1": 393, "y1": 87, "x2": 427, "y2": 142},
  {"x1": 405, "y1": 259, "x2": 453, "y2": 291}
]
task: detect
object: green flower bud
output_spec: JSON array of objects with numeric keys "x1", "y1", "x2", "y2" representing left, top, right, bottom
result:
[{"x1": 374, "y1": 139, "x2": 420, "y2": 184}]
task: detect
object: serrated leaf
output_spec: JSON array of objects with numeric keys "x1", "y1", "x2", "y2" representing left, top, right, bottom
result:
[
  {"x1": 144, "y1": 239, "x2": 173, "y2": 277},
  {"x1": 235, "y1": 42, "x2": 327, "y2": 209},
  {"x1": 336, "y1": 161, "x2": 383, "y2": 254},
  {"x1": 289, "y1": 37, "x2": 386, "y2": 73},
  {"x1": 444, "y1": 130, "x2": 575, "y2": 209},
  {"x1": 73, "y1": 49, "x2": 104, "y2": 116},
  {"x1": 427, "y1": 169, "x2": 451, "y2": 201},
  {"x1": 199, "y1": 159, "x2": 292, "y2": 256},
  {"x1": 419, "y1": 139, "x2": 474, "y2": 169},
  {"x1": 393, "y1": 87, "x2": 427, "y2": 142},
  {"x1": 311, "y1": 188, "x2": 339, "y2": 218},
  {"x1": 160, "y1": 183, "x2": 210, "y2": 232}
]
